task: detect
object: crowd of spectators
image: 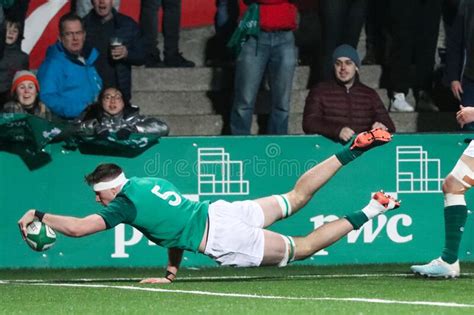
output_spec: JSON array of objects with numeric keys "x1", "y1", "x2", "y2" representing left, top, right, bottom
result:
[
  {"x1": 0, "y1": 0, "x2": 471, "y2": 142},
  {"x1": 0, "y1": 0, "x2": 169, "y2": 140}
]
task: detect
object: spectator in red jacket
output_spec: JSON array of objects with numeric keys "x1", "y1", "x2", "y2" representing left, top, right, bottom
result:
[
  {"x1": 230, "y1": 0, "x2": 297, "y2": 135},
  {"x1": 303, "y1": 44, "x2": 395, "y2": 142}
]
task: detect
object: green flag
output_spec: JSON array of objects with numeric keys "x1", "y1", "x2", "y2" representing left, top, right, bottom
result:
[
  {"x1": 227, "y1": 3, "x2": 260, "y2": 56},
  {"x1": 70, "y1": 132, "x2": 160, "y2": 157},
  {"x1": 0, "y1": 113, "x2": 62, "y2": 153}
]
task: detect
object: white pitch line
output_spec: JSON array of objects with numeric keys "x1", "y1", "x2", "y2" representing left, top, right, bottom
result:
[
  {"x1": 2, "y1": 282, "x2": 474, "y2": 309},
  {"x1": 3, "y1": 273, "x2": 413, "y2": 283},
  {"x1": 1, "y1": 272, "x2": 473, "y2": 283}
]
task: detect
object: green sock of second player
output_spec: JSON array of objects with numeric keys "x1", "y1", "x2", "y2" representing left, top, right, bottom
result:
[{"x1": 441, "y1": 205, "x2": 468, "y2": 264}]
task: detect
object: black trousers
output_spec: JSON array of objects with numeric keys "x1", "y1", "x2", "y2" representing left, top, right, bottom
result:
[
  {"x1": 365, "y1": 0, "x2": 388, "y2": 52},
  {"x1": 320, "y1": 0, "x2": 368, "y2": 80},
  {"x1": 139, "y1": 0, "x2": 181, "y2": 58},
  {"x1": 387, "y1": 0, "x2": 442, "y2": 94}
]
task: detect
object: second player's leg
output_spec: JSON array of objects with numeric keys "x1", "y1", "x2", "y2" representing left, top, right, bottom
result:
[{"x1": 410, "y1": 154, "x2": 474, "y2": 278}]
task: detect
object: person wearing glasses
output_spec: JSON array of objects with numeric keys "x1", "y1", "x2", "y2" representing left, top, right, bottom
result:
[
  {"x1": 75, "y1": 87, "x2": 169, "y2": 139},
  {"x1": 37, "y1": 13, "x2": 102, "y2": 120}
]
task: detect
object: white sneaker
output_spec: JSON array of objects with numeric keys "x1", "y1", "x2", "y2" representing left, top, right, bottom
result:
[
  {"x1": 390, "y1": 93, "x2": 415, "y2": 112},
  {"x1": 410, "y1": 257, "x2": 460, "y2": 278}
]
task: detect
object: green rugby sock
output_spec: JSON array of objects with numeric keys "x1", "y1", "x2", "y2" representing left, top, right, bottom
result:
[
  {"x1": 441, "y1": 205, "x2": 468, "y2": 264},
  {"x1": 335, "y1": 146, "x2": 363, "y2": 165},
  {"x1": 344, "y1": 211, "x2": 369, "y2": 230}
]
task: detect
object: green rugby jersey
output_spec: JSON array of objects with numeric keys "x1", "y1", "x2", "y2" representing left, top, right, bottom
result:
[{"x1": 97, "y1": 177, "x2": 209, "y2": 252}]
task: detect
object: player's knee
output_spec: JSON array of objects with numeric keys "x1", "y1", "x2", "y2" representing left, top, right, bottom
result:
[
  {"x1": 443, "y1": 176, "x2": 456, "y2": 194},
  {"x1": 287, "y1": 190, "x2": 309, "y2": 210},
  {"x1": 443, "y1": 174, "x2": 468, "y2": 195},
  {"x1": 443, "y1": 176, "x2": 467, "y2": 206}
]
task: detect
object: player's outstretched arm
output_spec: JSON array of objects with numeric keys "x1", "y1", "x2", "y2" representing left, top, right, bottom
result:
[
  {"x1": 18, "y1": 209, "x2": 106, "y2": 238},
  {"x1": 140, "y1": 248, "x2": 184, "y2": 284}
]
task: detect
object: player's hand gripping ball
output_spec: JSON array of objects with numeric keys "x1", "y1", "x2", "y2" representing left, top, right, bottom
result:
[{"x1": 25, "y1": 220, "x2": 56, "y2": 251}]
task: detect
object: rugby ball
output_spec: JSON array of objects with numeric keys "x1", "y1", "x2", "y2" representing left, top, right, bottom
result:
[{"x1": 25, "y1": 220, "x2": 56, "y2": 251}]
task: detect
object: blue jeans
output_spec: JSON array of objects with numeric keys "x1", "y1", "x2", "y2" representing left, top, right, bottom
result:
[
  {"x1": 462, "y1": 76, "x2": 474, "y2": 131},
  {"x1": 230, "y1": 31, "x2": 297, "y2": 135}
]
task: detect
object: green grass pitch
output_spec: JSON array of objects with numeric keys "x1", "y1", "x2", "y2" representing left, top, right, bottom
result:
[{"x1": 1, "y1": 264, "x2": 473, "y2": 314}]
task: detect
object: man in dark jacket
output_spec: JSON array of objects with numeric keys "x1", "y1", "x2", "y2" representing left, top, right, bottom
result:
[
  {"x1": 303, "y1": 44, "x2": 395, "y2": 142},
  {"x1": 446, "y1": 0, "x2": 474, "y2": 130},
  {"x1": 83, "y1": 0, "x2": 144, "y2": 102}
]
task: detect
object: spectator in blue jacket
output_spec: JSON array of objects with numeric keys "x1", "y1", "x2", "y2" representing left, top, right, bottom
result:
[
  {"x1": 37, "y1": 13, "x2": 102, "y2": 120},
  {"x1": 83, "y1": 0, "x2": 144, "y2": 102}
]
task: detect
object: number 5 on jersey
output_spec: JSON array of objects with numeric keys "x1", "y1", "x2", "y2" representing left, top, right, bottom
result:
[{"x1": 151, "y1": 185, "x2": 182, "y2": 206}]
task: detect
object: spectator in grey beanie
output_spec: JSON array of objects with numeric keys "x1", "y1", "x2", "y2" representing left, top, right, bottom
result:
[
  {"x1": 332, "y1": 44, "x2": 361, "y2": 69},
  {"x1": 303, "y1": 43, "x2": 395, "y2": 142}
]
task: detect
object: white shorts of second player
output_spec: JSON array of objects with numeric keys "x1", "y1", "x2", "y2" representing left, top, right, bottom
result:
[
  {"x1": 463, "y1": 140, "x2": 474, "y2": 157},
  {"x1": 204, "y1": 200, "x2": 265, "y2": 267},
  {"x1": 450, "y1": 140, "x2": 474, "y2": 188}
]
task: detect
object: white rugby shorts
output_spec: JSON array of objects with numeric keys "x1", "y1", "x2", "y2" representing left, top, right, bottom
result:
[
  {"x1": 204, "y1": 200, "x2": 265, "y2": 267},
  {"x1": 463, "y1": 140, "x2": 474, "y2": 157}
]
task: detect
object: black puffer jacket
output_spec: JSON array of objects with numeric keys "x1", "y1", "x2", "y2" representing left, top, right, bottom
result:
[{"x1": 76, "y1": 103, "x2": 169, "y2": 138}]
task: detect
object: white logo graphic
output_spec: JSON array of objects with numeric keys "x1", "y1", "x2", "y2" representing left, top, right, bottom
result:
[
  {"x1": 42, "y1": 127, "x2": 61, "y2": 140},
  {"x1": 396, "y1": 146, "x2": 443, "y2": 193},
  {"x1": 198, "y1": 148, "x2": 249, "y2": 196}
]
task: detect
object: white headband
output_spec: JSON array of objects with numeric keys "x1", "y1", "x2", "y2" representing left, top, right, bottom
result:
[{"x1": 93, "y1": 173, "x2": 128, "y2": 191}]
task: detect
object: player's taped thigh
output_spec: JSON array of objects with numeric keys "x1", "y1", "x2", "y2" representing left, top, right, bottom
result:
[
  {"x1": 273, "y1": 194, "x2": 292, "y2": 218},
  {"x1": 450, "y1": 159, "x2": 474, "y2": 188},
  {"x1": 278, "y1": 235, "x2": 295, "y2": 267}
]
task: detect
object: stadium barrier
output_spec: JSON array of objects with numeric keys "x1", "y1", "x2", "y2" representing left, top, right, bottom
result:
[{"x1": 2, "y1": 134, "x2": 473, "y2": 268}]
